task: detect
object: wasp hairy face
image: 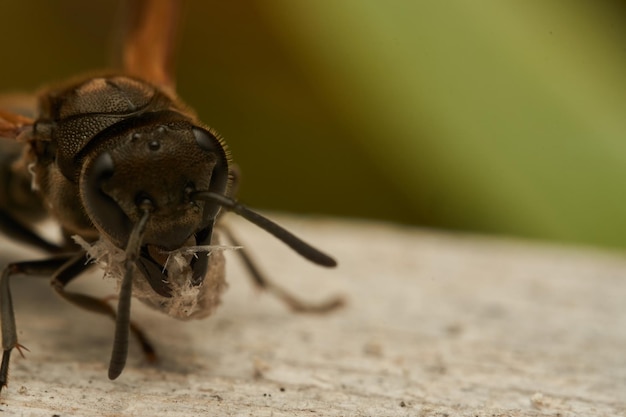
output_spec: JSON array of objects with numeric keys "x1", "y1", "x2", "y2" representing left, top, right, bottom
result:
[{"x1": 0, "y1": 2, "x2": 341, "y2": 392}]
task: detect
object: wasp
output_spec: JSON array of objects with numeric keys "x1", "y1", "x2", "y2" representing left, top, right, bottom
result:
[{"x1": 0, "y1": 1, "x2": 341, "y2": 392}]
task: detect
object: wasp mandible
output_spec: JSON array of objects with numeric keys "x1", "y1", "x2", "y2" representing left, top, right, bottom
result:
[{"x1": 0, "y1": 0, "x2": 341, "y2": 392}]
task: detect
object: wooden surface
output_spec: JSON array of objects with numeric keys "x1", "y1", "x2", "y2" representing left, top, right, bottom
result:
[{"x1": 0, "y1": 217, "x2": 624, "y2": 416}]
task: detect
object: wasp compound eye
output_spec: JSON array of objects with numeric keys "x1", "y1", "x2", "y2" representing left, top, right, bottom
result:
[
  {"x1": 80, "y1": 151, "x2": 132, "y2": 247},
  {"x1": 192, "y1": 127, "x2": 229, "y2": 222}
]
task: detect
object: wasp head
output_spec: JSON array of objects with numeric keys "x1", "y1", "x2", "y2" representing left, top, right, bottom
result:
[{"x1": 79, "y1": 115, "x2": 230, "y2": 297}]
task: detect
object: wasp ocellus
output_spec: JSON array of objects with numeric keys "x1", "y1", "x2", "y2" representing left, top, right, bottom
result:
[{"x1": 0, "y1": 1, "x2": 341, "y2": 392}]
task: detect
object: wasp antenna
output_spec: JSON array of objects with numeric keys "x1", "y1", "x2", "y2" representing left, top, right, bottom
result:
[
  {"x1": 193, "y1": 191, "x2": 337, "y2": 268},
  {"x1": 108, "y1": 204, "x2": 152, "y2": 380}
]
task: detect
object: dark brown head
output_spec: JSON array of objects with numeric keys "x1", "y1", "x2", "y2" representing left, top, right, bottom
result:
[{"x1": 79, "y1": 113, "x2": 229, "y2": 250}]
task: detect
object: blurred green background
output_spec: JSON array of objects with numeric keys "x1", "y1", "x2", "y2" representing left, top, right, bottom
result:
[{"x1": 1, "y1": 1, "x2": 625, "y2": 249}]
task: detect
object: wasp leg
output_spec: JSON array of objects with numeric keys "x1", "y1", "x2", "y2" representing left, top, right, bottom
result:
[
  {"x1": 50, "y1": 252, "x2": 157, "y2": 365},
  {"x1": 220, "y1": 226, "x2": 345, "y2": 313},
  {"x1": 0, "y1": 252, "x2": 157, "y2": 394},
  {"x1": 0, "y1": 209, "x2": 63, "y2": 253},
  {"x1": 1, "y1": 255, "x2": 74, "y2": 393}
]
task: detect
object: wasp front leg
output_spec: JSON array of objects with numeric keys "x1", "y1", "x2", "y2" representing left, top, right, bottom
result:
[
  {"x1": 0, "y1": 251, "x2": 157, "y2": 393},
  {"x1": 0, "y1": 256, "x2": 74, "y2": 392}
]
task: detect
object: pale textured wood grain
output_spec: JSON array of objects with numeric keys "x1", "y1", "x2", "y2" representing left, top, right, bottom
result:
[{"x1": 0, "y1": 217, "x2": 624, "y2": 416}]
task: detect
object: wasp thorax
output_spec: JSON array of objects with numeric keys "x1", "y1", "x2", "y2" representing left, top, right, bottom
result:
[{"x1": 79, "y1": 121, "x2": 229, "y2": 250}]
